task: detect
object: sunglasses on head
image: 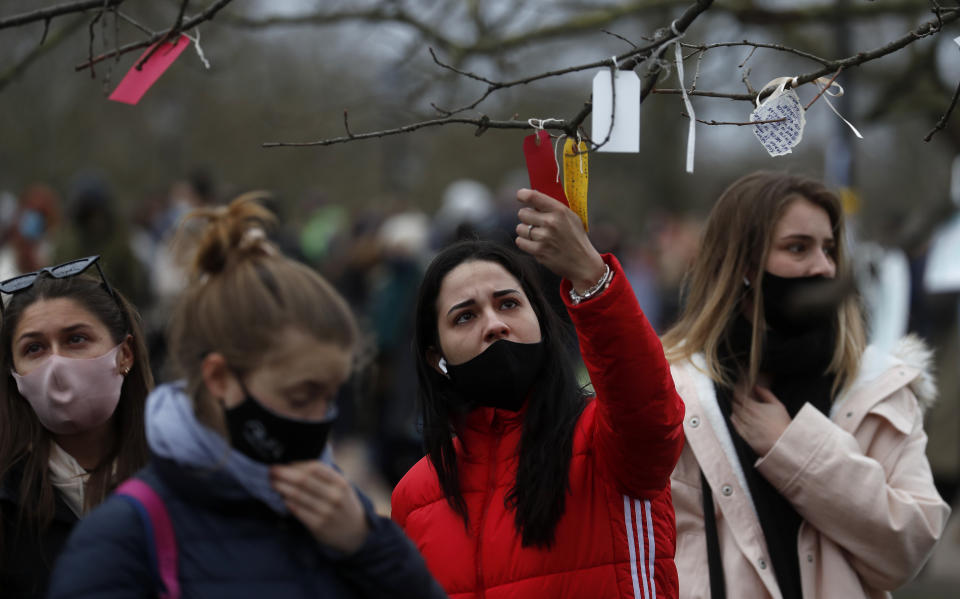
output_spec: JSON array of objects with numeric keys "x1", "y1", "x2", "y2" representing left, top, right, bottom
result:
[{"x1": 0, "y1": 255, "x2": 123, "y2": 319}]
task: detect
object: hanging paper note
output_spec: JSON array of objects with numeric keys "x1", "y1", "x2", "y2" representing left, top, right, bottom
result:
[
  {"x1": 109, "y1": 35, "x2": 190, "y2": 105},
  {"x1": 562, "y1": 138, "x2": 589, "y2": 231},
  {"x1": 591, "y1": 69, "x2": 641, "y2": 153},
  {"x1": 523, "y1": 130, "x2": 569, "y2": 206},
  {"x1": 750, "y1": 81, "x2": 806, "y2": 157}
]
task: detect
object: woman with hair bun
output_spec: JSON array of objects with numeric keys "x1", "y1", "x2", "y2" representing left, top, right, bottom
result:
[{"x1": 47, "y1": 194, "x2": 446, "y2": 599}]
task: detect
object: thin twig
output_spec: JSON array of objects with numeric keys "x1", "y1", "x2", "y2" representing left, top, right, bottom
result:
[
  {"x1": 924, "y1": 77, "x2": 960, "y2": 142},
  {"x1": 428, "y1": 47, "x2": 495, "y2": 84},
  {"x1": 343, "y1": 110, "x2": 354, "y2": 138},
  {"x1": 75, "y1": 0, "x2": 234, "y2": 71},
  {"x1": 738, "y1": 46, "x2": 758, "y2": 68},
  {"x1": 803, "y1": 67, "x2": 843, "y2": 110},
  {"x1": 263, "y1": 117, "x2": 541, "y2": 148},
  {"x1": 136, "y1": 0, "x2": 190, "y2": 70},
  {"x1": 0, "y1": 0, "x2": 125, "y2": 30},
  {"x1": 601, "y1": 28, "x2": 639, "y2": 49}
]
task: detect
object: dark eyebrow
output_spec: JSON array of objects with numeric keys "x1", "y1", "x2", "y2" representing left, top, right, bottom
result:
[
  {"x1": 779, "y1": 233, "x2": 834, "y2": 243},
  {"x1": 17, "y1": 323, "x2": 93, "y2": 344},
  {"x1": 446, "y1": 289, "x2": 520, "y2": 316}
]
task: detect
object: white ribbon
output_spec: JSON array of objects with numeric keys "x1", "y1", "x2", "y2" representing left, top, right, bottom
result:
[
  {"x1": 184, "y1": 28, "x2": 210, "y2": 69},
  {"x1": 675, "y1": 37, "x2": 696, "y2": 173},
  {"x1": 812, "y1": 78, "x2": 863, "y2": 139},
  {"x1": 528, "y1": 118, "x2": 565, "y2": 182},
  {"x1": 755, "y1": 76, "x2": 862, "y2": 139},
  {"x1": 652, "y1": 21, "x2": 695, "y2": 173}
]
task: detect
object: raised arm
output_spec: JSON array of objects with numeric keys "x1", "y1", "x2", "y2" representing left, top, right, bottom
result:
[{"x1": 514, "y1": 189, "x2": 684, "y2": 498}]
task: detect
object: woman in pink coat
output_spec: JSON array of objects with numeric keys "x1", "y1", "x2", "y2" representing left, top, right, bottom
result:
[{"x1": 662, "y1": 171, "x2": 950, "y2": 599}]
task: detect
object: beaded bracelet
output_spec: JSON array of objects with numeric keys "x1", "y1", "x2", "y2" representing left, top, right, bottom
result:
[{"x1": 568, "y1": 262, "x2": 613, "y2": 305}]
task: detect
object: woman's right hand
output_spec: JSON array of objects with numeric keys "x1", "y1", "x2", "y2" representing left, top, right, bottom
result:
[
  {"x1": 514, "y1": 188, "x2": 606, "y2": 294},
  {"x1": 271, "y1": 461, "x2": 370, "y2": 554}
]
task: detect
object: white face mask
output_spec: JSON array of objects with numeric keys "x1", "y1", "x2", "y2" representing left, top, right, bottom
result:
[{"x1": 11, "y1": 344, "x2": 125, "y2": 435}]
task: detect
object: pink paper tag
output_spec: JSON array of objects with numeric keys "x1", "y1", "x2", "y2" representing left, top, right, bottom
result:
[
  {"x1": 523, "y1": 130, "x2": 569, "y2": 207},
  {"x1": 109, "y1": 35, "x2": 190, "y2": 105}
]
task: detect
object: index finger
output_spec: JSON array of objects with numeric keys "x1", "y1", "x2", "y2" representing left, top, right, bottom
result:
[
  {"x1": 517, "y1": 188, "x2": 566, "y2": 213},
  {"x1": 271, "y1": 461, "x2": 342, "y2": 485}
]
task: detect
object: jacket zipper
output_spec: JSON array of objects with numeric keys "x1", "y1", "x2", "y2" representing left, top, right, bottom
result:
[{"x1": 475, "y1": 414, "x2": 501, "y2": 598}]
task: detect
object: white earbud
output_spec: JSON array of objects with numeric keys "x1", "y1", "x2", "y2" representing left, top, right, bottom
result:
[
  {"x1": 438, "y1": 357, "x2": 448, "y2": 375},
  {"x1": 743, "y1": 276, "x2": 751, "y2": 287}
]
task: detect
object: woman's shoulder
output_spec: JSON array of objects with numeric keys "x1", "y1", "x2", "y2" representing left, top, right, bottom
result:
[
  {"x1": 391, "y1": 455, "x2": 441, "y2": 517},
  {"x1": 840, "y1": 335, "x2": 937, "y2": 412}
]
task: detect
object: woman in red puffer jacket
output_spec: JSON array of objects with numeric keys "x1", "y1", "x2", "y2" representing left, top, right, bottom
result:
[{"x1": 392, "y1": 189, "x2": 685, "y2": 599}]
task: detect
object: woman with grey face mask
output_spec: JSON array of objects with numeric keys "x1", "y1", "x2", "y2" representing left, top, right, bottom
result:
[{"x1": 0, "y1": 255, "x2": 152, "y2": 598}]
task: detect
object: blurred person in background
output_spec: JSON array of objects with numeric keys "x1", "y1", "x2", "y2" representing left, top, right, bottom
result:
[
  {"x1": 367, "y1": 210, "x2": 431, "y2": 486},
  {"x1": 0, "y1": 255, "x2": 152, "y2": 598},
  {"x1": 0, "y1": 183, "x2": 61, "y2": 281},
  {"x1": 47, "y1": 195, "x2": 445, "y2": 599},
  {"x1": 55, "y1": 173, "x2": 151, "y2": 310},
  {"x1": 663, "y1": 171, "x2": 950, "y2": 599}
]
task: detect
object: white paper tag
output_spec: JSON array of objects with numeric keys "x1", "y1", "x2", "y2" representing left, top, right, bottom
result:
[
  {"x1": 954, "y1": 35, "x2": 960, "y2": 48},
  {"x1": 751, "y1": 88, "x2": 806, "y2": 157},
  {"x1": 591, "y1": 69, "x2": 641, "y2": 153}
]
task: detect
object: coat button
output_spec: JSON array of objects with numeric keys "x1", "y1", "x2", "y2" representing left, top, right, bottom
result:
[
  {"x1": 689, "y1": 416, "x2": 700, "y2": 428},
  {"x1": 759, "y1": 558, "x2": 767, "y2": 569},
  {"x1": 720, "y1": 485, "x2": 733, "y2": 496},
  {"x1": 846, "y1": 411, "x2": 853, "y2": 418},
  {"x1": 807, "y1": 554, "x2": 814, "y2": 563}
]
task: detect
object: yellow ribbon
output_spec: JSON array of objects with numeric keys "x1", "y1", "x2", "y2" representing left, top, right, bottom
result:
[{"x1": 563, "y1": 137, "x2": 589, "y2": 231}]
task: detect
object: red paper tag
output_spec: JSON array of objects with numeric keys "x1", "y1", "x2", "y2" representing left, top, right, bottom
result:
[
  {"x1": 523, "y1": 130, "x2": 569, "y2": 207},
  {"x1": 109, "y1": 35, "x2": 190, "y2": 105}
]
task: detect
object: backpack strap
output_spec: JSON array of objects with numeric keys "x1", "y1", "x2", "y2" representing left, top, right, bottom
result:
[
  {"x1": 115, "y1": 478, "x2": 181, "y2": 599},
  {"x1": 700, "y1": 470, "x2": 726, "y2": 599}
]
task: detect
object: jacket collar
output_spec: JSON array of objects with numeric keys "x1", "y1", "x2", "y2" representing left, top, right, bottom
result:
[
  {"x1": 832, "y1": 334, "x2": 936, "y2": 420},
  {"x1": 458, "y1": 403, "x2": 527, "y2": 437},
  {"x1": 672, "y1": 358, "x2": 782, "y2": 599}
]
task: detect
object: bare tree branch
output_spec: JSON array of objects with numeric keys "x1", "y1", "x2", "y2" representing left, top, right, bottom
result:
[
  {"x1": 264, "y1": 0, "x2": 960, "y2": 148},
  {"x1": 262, "y1": 117, "x2": 538, "y2": 148},
  {"x1": 925, "y1": 77, "x2": 960, "y2": 142},
  {"x1": 74, "y1": 0, "x2": 236, "y2": 72},
  {"x1": 0, "y1": 16, "x2": 86, "y2": 92},
  {"x1": 0, "y1": 0, "x2": 124, "y2": 31},
  {"x1": 135, "y1": 0, "x2": 190, "y2": 70}
]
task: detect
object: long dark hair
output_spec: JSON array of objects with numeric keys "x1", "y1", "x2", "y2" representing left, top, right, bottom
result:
[
  {"x1": 0, "y1": 272, "x2": 151, "y2": 542},
  {"x1": 413, "y1": 239, "x2": 587, "y2": 548}
]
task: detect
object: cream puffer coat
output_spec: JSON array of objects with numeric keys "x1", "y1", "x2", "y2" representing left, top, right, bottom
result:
[{"x1": 670, "y1": 335, "x2": 951, "y2": 599}]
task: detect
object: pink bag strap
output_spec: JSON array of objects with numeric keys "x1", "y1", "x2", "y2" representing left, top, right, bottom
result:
[{"x1": 115, "y1": 478, "x2": 181, "y2": 599}]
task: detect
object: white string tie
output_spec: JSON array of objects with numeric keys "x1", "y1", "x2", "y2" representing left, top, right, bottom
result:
[{"x1": 183, "y1": 28, "x2": 210, "y2": 69}]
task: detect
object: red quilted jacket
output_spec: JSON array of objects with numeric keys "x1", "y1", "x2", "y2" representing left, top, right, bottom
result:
[{"x1": 392, "y1": 255, "x2": 685, "y2": 599}]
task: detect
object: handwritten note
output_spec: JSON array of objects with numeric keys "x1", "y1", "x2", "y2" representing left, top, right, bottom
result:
[{"x1": 751, "y1": 88, "x2": 805, "y2": 157}]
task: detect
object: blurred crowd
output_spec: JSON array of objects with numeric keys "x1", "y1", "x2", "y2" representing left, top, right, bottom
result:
[{"x1": 1, "y1": 169, "x2": 957, "y2": 522}]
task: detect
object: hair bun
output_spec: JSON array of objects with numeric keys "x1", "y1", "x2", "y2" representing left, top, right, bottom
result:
[{"x1": 182, "y1": 191, "x2": 278, "y2": 278}]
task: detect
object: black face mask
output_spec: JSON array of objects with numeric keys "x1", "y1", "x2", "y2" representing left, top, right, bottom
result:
[
  {"x1": 761, "y1": 272, "x2": 839, "y2": 334},
  {"x1": 446, "y1": 339, "x2": 546, "y2": 412},
  {"x1": 224, "y1": 382, "x2": 337, "y2": 464}
]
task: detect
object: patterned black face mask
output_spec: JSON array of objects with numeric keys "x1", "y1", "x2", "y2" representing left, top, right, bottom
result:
[{"x1": 224, "y1": 381, "x2": 337, "y2": 464}]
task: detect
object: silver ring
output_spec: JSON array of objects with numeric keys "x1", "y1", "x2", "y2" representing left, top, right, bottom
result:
[{"x1": 527, "y1": 224, "x2": 535, "y2": 239}]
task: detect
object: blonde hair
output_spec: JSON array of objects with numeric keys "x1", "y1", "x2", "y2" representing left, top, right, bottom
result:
[
  {"x1": 661, "y1": 172, "x2": 866, "y2": 397},
  {"x1": 168, "y1": 192, "x2": 358, "y2": 428}
]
